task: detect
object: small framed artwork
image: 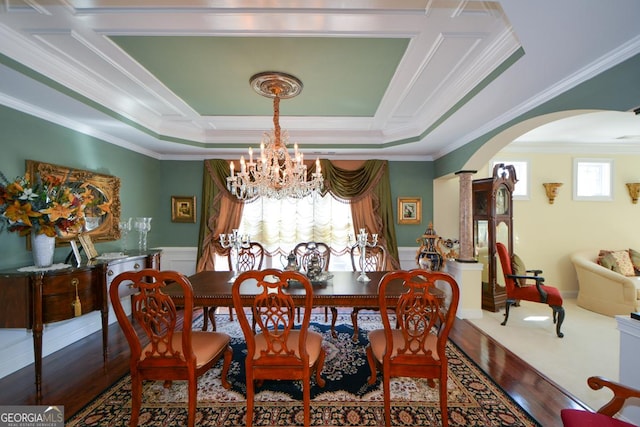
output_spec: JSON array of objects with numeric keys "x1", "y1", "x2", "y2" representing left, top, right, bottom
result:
[
  {"x1": 398, "y1": 197, "x2": 421, "y2": 225},
  {"x1": 171, "y1": 196, "x2": 196, "y2": 223},
  {"x1": 78, "y1": 233, "x2": 98, "y2": 260},
  {"x1": 69, "y1": 240, "x2": 82, "y2": 266}
]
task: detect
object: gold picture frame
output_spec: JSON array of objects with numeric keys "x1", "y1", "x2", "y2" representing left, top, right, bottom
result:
[
  {"x1": 171, "y1": 196, "x2": 196, "y2": 223},
  {"x1": 398, "y1": 197, "x2": 421, "y2": 225},
  {"x1": 26, "y1": 159, "x2": 121, "y2": 244}
]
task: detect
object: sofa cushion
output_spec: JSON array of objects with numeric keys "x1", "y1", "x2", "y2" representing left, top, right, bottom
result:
[
  {"x1": 611, "y1": 250, "x2": 635, "y2": 276},
  {"x1": 598, "y1": 251, "x2": 617, "y2": 270},
  {"x1": 598, "y1": 250, "x2": 636, "y2": 276},
  {"x1": 511, "y1": 253, "x2": 527, "y2": 287},
  {"x1": 629, "y1": 248, "x2": 640, "y2": 275}
]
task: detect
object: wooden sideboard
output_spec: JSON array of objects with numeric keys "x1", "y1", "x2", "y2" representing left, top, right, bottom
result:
[{"x1": 0, "y1": 250, "x2": 160, "y2": 401}]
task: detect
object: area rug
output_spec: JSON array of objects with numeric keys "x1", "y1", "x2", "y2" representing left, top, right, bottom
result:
[{"x1": 68, "y1": 313, "x2": 540, "y2": 426}]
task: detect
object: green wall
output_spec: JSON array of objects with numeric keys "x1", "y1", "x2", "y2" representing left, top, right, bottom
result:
[
  {"x1": 0, "y1": 105, "x2": 160, "y2": 268},
  {"x1": 388, "y1": 161, "x2": 434, "y2": 245},
  {"x1": 156, "y1": 160, "x2": 203, "y2": 247}
]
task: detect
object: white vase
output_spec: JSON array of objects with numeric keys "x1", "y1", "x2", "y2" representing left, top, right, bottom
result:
[{"x1": 31, "y1": 232, "x2": 56, "y2": 268}]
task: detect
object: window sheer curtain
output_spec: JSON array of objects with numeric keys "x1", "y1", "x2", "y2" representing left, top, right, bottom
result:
[
  {"x1": 239, "y1": 194, "x2": 353, "y2": 260},
  {"x1": 197, "y1": 158, "x2": 400, "y2": 271}
]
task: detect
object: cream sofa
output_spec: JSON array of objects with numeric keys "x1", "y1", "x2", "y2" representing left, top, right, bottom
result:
[{"x1": 571, "y1": 250, "x2": 640, "y2": 316}]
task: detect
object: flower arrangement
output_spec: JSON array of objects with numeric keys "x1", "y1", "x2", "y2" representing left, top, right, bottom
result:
[{"x1": 0, "y1": 171, "x2": 110, "y2": 237}]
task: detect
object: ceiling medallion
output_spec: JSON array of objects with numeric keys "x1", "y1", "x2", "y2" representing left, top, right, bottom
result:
[{"x1": 226, "y1": 72, "x2": 323, "y2": 200}]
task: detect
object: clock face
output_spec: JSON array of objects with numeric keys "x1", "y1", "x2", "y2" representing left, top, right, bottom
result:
[{"x1": 496, "y1": 186, "x2": 508, "y2": 215}]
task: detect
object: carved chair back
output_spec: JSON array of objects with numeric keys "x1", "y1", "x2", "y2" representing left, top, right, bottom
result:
[
  {"x1": 227, "y1": 241, "x2": 265, "y2": 272},
  {"x1": 294, "y1": 241, "x2": 331, "y2": 273},
  {"x1": 350, "y1": 244, "x2": 387, "y2": 272}
]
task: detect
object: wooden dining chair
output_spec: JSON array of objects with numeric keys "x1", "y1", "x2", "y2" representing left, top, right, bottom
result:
[
  {"x1": 232, "y1": 269, "x2": 326, "y2": 427},
  {"x1": 109, "y1": 269, "x2": 232, "y2": 427},
  {"x1": 350, "y1": 243, "x2": 388, "y2": 341},
  {"x1": 202, "y1": 241, "x2": 265, "y2": 331},
  {"x1": 294, "y1": 241, "x2": 331, "y2": 275},
  {"x1": 293, "y1": 242, "x2": 338, "y2": 336},
  {"x1": 366, "y1": 269, "x2": 460, "y2": 427}
]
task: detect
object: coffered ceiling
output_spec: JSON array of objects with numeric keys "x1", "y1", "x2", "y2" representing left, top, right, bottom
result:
[{"x1": 0, "y1": 1, "x2": 639, "y2": 160}]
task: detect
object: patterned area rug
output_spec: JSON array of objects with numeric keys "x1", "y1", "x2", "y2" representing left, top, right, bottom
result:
[{"x1": 68, "y1": 313, "x2": 541, "y2": 426}]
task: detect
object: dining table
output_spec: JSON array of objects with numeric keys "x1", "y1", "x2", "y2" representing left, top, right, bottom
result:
[{"x1": 165, "y1": 270, "x2": 445, "y2": 338}]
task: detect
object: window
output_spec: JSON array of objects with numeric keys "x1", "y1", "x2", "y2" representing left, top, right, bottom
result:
[
  {"x1": 232, "y1": 193, "x2": 355, "y2": 269},
  {"x1": 573, "y1": 158, "x2": 613, "y2": 201},
  {"x1": 492, "y1": 160, "x2": 529, "y2": 199}
]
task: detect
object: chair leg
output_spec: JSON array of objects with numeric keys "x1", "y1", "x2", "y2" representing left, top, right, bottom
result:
[
  {"x1": 330, "y1": 307, "x2": 338, "y2": 339},
  {"x1": 187, "y1": 374, "x2": 197, "y2": 427},
  {"x1": 315, "y1": 348, "x2": 327, "y2": 387},
  {"x1": 553, "y1": 305, "x2": 565, "y2": 338},
  {"x1": 209, "y1": 307, "x2": 217, "y2": 331},
  {"x1": 303, "y1": 371, "x2": 311, "y2": 427},
  {"x1": 351, "y1": 308, "x2": 360, "y2": 342},
  {"x1": 245, "y1": 378, "x2": 255, "y2": 427},
  {"x1": 202, "y1": 307, "x2": 217, "y2": 331},
  {"x1": 383, "y1": 373, "x2": 391, "y2": 427},
  {"x1": 221, "y1": 345, "x2": 233, "y2": 389},
  {"x1": 440, "y1": 369, "x2": 449, "y2": 427},
  {"x1": 501, "y1": 299, "x2": 515, "y2": 326},
  {"x1": 201, "y1": 307, "x2": 209, "y2": 331},
  {"x1": 229, "y1": 306, "x2": 234, "y2": 321},
  {"x1": 365, "y1": 345, "x2": 377, "y2": 385},
  {"x1": 130, "y1": 373, "x2": 142, "y2": 427}
]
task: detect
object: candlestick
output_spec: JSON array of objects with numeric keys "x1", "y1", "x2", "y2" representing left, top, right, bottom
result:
[
  {"x1": 355, "y1": 228, "x2": 378, "y2": 282},
  {"x1": 219, "y1": 229, "x2": 251, "y2": 282}
]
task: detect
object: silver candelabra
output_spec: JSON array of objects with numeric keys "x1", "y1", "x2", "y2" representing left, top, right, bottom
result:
[
  {"x1": 133, "y1": 217, "x2": 152, "y2": 252},
  {"x1": 355, "y1": 228, "x2": 378, "y2": 282},
  {"x1": 219, "y1": 229, "x2": 251, "y2": 282}
]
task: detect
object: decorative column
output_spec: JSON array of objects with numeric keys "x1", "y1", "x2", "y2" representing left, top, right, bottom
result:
[{"x1": 455, "y1": 170, "x2": 476, "y2": 262}]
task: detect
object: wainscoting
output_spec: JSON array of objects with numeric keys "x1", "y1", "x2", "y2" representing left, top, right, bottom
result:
[{"x1": 0, "y1": 246, "x2": 420, "y2": 379}]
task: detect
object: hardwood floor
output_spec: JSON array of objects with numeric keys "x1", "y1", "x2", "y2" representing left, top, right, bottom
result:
[{"x1": 0, "y1": 311, "x2": 589, "y2": 426}]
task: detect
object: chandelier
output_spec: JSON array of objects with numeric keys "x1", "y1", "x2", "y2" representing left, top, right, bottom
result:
[{"x1": 226, "y1": 71, "x2": 324, "y2": 200}]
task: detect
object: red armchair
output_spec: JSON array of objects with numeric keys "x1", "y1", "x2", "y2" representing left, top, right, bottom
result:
[
  {"x1": 561, "y1": 376, "x2": 640, "y2": 427},
  {"x1": 495, "y1": 242, "x2": 565, "y2": 337}
]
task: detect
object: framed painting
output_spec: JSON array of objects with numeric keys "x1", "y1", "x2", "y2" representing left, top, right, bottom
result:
[
  {"x1": 25, "y1": 159, "x2": 121, "y2": 244},
  {"x1": 171, "y1": 196, "x2": 196, "y2": 223},
  {"x1": 398, "y1": 197, "x2": 421, "y2": 225},
  {"x1": 78, "y1": 233, "x2": 98, "y2": 260}
]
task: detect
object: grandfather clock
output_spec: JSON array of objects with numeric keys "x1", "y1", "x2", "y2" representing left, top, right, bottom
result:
[{"x1": 472, "y1": 163, "x2": 517, "y2": 312}]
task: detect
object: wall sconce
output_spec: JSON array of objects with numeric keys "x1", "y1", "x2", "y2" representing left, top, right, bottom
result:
[
  {"x1": 543, "y1": 182, "x2": 563, "y2": 204},
  {"x1": 626, "y1": 183, "x2": 640, "y2": 204}
]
